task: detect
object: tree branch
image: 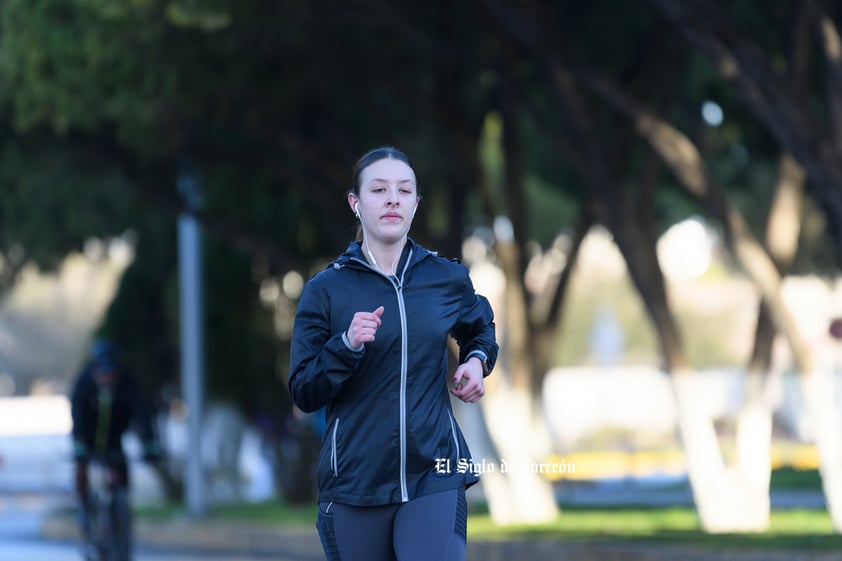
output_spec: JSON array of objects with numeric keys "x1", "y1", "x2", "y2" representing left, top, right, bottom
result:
[
  {"x1": 807, "y1": 0, "x2": 842, "y2": 152},
  {"x1": 651, "y1": 0, "x2": 842, "y2": 265}
]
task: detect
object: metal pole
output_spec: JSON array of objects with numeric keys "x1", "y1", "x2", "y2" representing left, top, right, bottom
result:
[{"x1": 178, "y1": 167, "x2": 205, "y2": 517}]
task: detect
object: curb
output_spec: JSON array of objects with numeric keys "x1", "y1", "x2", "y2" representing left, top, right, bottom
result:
[{"x1": 41, "y1": 513, "x2": 325, "y2": 559}]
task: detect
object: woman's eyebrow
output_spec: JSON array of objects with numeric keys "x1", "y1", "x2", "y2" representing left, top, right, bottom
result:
[{"x1": 367, "y1": 178, "x2": 415, "y2": 185}]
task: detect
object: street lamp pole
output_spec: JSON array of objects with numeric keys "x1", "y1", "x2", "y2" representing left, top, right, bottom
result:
[{"x1": 178, "y1": 162, "x2": 206, "y2": 517}]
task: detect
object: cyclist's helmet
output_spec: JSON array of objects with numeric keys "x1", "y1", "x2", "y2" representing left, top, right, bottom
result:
[{"x1": 90, "y1": 339, "x2": 118, "y2": 372}]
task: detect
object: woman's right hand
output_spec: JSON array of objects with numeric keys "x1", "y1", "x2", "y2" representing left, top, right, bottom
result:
[{"x1": 346, "y1": 306, "x2": 385, "y2": 349}]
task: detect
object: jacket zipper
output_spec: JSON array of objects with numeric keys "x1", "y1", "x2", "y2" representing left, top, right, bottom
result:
[
  {"x1": 447, "y1": 409, "x2": 460, "y2": 463},
  {"x1": 393, "y1": 250, "x2": 413, "y2": 502},
  {"x1": 330, "y1": 418, "x2": 340, "y2": 476},
  {"x1": 395, "y1": 281, "x2": 409, "y2": 501},
  {"x1": 348, "y1": 248, "x2": 415, "y2": 502}
]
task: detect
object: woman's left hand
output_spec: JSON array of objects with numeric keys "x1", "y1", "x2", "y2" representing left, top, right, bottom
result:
[{"x1": 450, "y1": 358, "x2": 485, "y2": 403}]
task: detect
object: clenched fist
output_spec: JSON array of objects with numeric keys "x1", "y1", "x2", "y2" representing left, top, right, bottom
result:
[{"x1": 346, "y1": 306, "x2": 385, "y2": 349}]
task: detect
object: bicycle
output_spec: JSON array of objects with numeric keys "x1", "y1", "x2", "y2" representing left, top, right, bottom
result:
[{"x1": 79, "y1": 453, "x2": 133, "y2": 561}]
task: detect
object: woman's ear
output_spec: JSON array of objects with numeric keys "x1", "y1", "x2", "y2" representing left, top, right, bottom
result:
[{"x1": 347, "y1": 193, "x2": 359, "y2": 216}]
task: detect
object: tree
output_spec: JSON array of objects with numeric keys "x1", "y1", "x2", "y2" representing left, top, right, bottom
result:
[
  {"x1": 483, "y1": 0, "x2": 839, "y2": 531},
  {"x1": 0, "y1": 0, "x2": 838, "y2": 523},
  {"x1": 652, "y1": 0, "x2": 842, "y2": 532}
]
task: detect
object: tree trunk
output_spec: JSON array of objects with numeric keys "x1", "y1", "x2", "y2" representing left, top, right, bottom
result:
[
  {"x1": 468, "y1": 258, "x2": 559, "y2": 524},
  {"x1": 548, "y1": 60, "x2": 779, "y2": 531},
  {"x1": 729, "y1": 5, "x2": 810, "y2": 514},
  {"x1": 801, "y1": 370, "x2": 842, "y2": 530},
  {"x1": 652, "y1": 0, "x2": 842, "y2": 530},
  {"x1": 465, "y1": 98, "x2": 559, "y2": 524},
  {"x1": 671, "y1": 372, "x2": 769, "y2": 532},
  {"x1": 492, "y1": 65, "x2": 560, "y2": 520}
]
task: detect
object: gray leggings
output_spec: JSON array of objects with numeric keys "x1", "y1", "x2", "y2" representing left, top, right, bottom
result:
[{"x1": 316, "y1": 487, "x2": 467, "y2": 561}]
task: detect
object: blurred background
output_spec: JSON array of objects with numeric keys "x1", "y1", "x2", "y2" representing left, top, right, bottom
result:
[{"x1": 1, "y1": 0, "x2": 842, "y2": 552}]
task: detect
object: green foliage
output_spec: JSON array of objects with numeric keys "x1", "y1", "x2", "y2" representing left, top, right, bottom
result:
[
  {"x1": 201, "y1": 235, "x2": 286, "y2": 413},
  {"x1": 1, "y1": 0, "x2": 169, "y2": 146},
  {"x1": 524, "y1": 174, "x2": 578, "y2": 246},
  {"x1": 97, "y1": 211, "x2": 178, "y2": 402},
  {"x1": 0, "y1": 134, "x2": 139, "y2": 268},
  {"x1": 0, "y1": 0, "x2": 839, "y2": 422}
]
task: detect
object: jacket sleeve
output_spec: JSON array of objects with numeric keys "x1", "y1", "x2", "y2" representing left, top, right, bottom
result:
[
  {"x1": 288, "y1": 278, "x2": 364, "y2": 413},
  {"x1": 70, "y1": 371, "x2": 92, "y2": 455},
  {"x1": 450, "y1": 267, "x2": 499, "y2": 376}
]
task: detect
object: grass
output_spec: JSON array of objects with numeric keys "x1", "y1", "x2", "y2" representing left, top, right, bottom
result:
[
  {"x1": 136, "y1": 499, "x2": 318, "y2": 526},
  {"x1": 133, "y1": 469, "x2": 835, "y2": 551},
  {"x1": 467, "y1": 505, "x2": 699, "y2": 540},
  {"x1": 205, "y1": 500, "x2": 318, "y2": 525},
  {"x1": 466, "y1": 506, "x2": 842, "y2": 550},
  {"x1": 460, "y1": 469, "x2": 838, "y2": 551}
]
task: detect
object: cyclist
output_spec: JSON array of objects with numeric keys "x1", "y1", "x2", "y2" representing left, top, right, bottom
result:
[{"x1": 70, "y1": 339, "x2": 161, "y2": 559}]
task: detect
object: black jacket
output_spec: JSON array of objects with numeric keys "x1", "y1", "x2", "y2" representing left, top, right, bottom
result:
[
  {"x1": 70, "y1": 366, "x2": 157, "y2": 459},
  {"x1": 289, "y1": 238, "x2": 498, "y2": 506}
]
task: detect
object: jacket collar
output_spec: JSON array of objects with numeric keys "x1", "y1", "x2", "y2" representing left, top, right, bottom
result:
[{"x1": 332, "y1": 237, "x2": 434, "y2": 271}]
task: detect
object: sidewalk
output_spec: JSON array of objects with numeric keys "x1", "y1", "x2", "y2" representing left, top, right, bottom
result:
[
  {"x1": 41, "y1": 509, "x2": 842, "y2": 561},
  {"x1": 42, "y1": 511, "x2": 325, "y2": 560}
]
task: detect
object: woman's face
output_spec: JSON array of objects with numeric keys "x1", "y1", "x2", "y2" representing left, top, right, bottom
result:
[{"x1": 349, "y1": 158, "x2": 419, "y2": 244}]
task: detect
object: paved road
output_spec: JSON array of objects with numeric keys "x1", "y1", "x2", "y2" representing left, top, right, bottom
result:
[
  {"x1": 0, "y1": 492, "x2": 321, "y2": 561},
  {"x1": 2, "y1": 539, "x2": 318, "y2": 561}
]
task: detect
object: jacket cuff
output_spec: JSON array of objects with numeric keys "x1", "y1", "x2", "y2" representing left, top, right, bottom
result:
[
  {"x1": 342, "y1": 331, "x2": 365, "y2": 352},
  {"x1": 465, "y1": 350, "x2": 490, "y2": 377}
]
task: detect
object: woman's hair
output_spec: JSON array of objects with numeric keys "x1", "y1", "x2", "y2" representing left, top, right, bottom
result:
[{"x1": 350, "y1": 146, "x2": 412, "y2": 194}]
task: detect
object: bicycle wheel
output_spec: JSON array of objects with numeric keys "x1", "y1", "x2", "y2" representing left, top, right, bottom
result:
[
  {"x1": 78, "y1": 499, "x2": 101, "y2": 561},
  {"x1": 89, "y1": 495, "x2": 112, "y2": 561},
  {"x1": 110, "y1": 487, "x2": 133, "y2": 561}
]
